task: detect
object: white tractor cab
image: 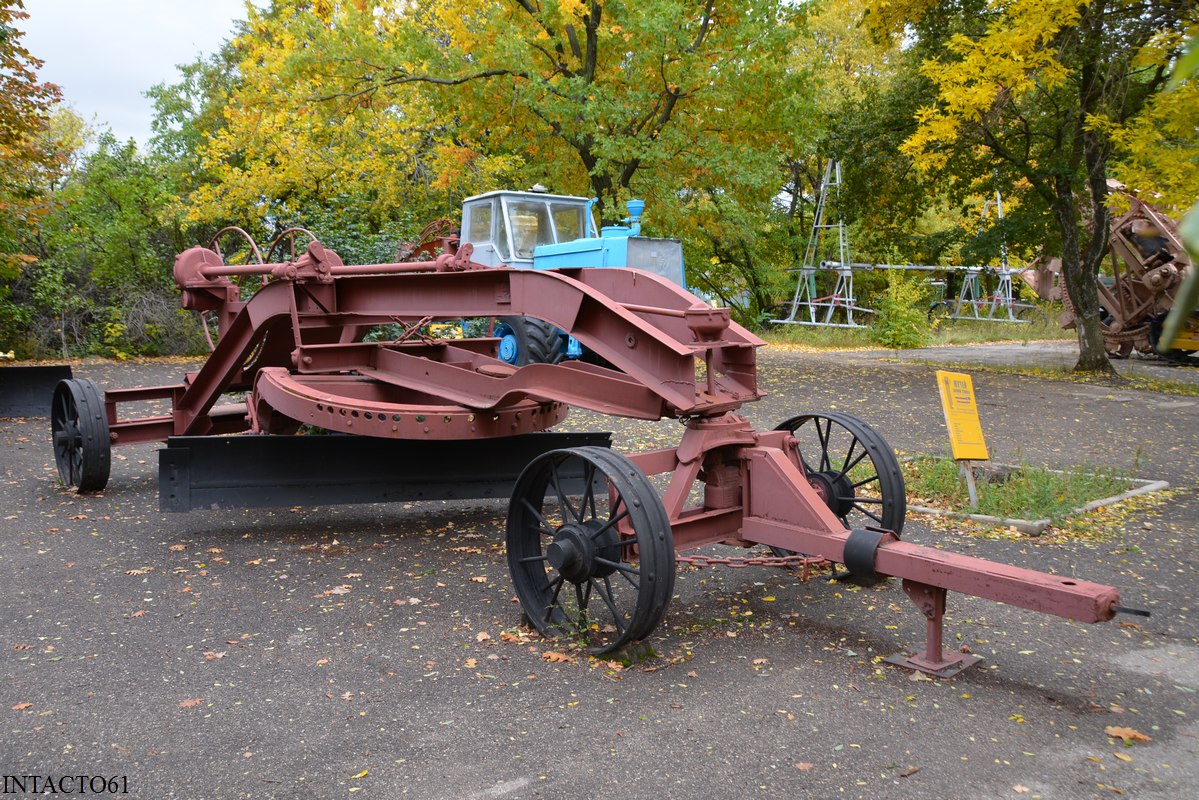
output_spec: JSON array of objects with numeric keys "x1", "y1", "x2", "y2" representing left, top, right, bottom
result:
[{"x1": 459, "y1": 188, "x2": 687, "y2": 365}]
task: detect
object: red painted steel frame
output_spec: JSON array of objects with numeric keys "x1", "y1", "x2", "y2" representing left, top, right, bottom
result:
[
  {"x1": 96, "y1": 239, "x2": 1123, "y2": 675},
  {"x1": 104, "y1": 240, "x2": 761, "y2": 445}
]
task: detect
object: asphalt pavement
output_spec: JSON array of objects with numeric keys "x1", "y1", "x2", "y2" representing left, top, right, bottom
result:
[{"x1": 2, "y1": 346, "x2": 1197, "y2": 799}]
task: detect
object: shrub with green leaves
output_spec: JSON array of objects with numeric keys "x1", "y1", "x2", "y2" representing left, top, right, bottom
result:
[{"x1": 870, "y1": 269, "x2": 932, "y2": 349}]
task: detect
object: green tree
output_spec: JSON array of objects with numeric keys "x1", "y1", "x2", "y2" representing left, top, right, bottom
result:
[
  {"x1": 0, "y1": 0, "x2": 61, "y2": 349},
  {"x1": 153, "y1": 1, "x2": 813, "y2": 323},
  {"x1": 892, "y1": 0, "x2": 1196, "y2": 373},
  {"x1": 20, "y1": 131, "x2": 203, "y2": 357}
]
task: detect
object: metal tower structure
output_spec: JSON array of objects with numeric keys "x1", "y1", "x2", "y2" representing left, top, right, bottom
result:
[{"x1": 773, "y1": 161, "x2": 871, "y2": 328}]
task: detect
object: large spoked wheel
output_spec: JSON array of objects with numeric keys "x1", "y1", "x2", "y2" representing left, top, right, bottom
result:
[
  {"x1": 507, "y1": 446, "x2": 675, "y2": 654},
  {"x1": 50, "y1": 378, "x2": 111, "y2": 493},
  {"x1": 495, "y1": 316, "x2": 564, "y2": 366},
  {"x1": 774, "y1": 412, "x2": 906, "y2": 535}
]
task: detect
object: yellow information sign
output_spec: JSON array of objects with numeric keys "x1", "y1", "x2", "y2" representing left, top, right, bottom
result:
[{"x1": 936, "y1": 370, "x2": 989, "y2": 461}]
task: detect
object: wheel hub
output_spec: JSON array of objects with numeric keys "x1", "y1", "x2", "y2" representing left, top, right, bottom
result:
[
  {"x1": 497, "y1": 333, "x2": 519, "y2": 364},
  {"x1": 54, "y1": 425, "x2": 79, "y2": 452},
  {"x1": 546, "y1": 520, "x2": 619, "y2": 583},
  {"x1": 808, "y1": 471, "x2": 855, "y2": 519}
]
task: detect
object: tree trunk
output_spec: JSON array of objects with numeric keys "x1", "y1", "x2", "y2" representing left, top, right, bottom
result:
[{"x1": 1052, "y1": 176, "x2": 1114, "y2": 374}]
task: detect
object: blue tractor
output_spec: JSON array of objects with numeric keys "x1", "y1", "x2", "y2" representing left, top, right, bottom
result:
[{"x1": 457, "y1": 188, "x2": 688, "y2": 365}]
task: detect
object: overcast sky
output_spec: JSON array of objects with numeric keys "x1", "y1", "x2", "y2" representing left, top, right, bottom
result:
[{"x1": 20, "y1": 0, "x2": 255, "y2": 146}]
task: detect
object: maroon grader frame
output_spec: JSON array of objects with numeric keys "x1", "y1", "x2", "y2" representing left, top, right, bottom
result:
[{"x1": 49, "y1": 230, "x2": 1143, "y2": 675}]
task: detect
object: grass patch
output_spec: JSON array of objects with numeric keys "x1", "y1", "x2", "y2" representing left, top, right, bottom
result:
[{"x1": 903, "y1": 455, "x2": 1132, "y2": 523}]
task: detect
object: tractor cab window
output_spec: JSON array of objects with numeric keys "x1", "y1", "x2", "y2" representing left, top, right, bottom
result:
[
  {"x1": 551, "y1": 203, "x2": 587, "y2": 242},
  {"x1": 506, "y1": 200, "x2": 555, "y2": 259},
  {"x1": 465, "y1": 200, "x2": 494, "y2": 244}
]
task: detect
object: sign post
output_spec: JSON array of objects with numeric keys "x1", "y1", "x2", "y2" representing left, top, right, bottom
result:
[{"x1": 935, "y1": 370, "x2": 989, "y2": 509}]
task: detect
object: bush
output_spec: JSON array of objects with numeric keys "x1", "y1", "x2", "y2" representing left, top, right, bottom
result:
[{"x1": 870, "y1": 270, "x2": 932, "y2": 349}]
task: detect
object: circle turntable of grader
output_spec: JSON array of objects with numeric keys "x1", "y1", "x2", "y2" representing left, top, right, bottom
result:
[{"x1": 49, "y1": 228, "x2": 1143, "y2": 676}]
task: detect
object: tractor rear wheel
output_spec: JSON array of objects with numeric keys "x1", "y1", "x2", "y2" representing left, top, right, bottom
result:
[{"x1": 495, "y1": 316, "x2": 564, "y2": 366}]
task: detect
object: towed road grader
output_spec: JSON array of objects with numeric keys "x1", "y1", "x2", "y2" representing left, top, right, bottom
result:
[{"x1": 47, "y1": 206, "x2": 1149, "y2": 676}]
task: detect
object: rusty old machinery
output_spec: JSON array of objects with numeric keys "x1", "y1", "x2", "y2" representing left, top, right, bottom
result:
[
  {"x1": 50, "y1": 234, "x2": 1144, "y2": 676},
  {"x1": 1024, "y1": 191, "x2": 1198, "y2": 361}
]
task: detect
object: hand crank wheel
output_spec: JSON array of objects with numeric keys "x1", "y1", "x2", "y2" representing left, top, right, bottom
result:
[
  {"x1": 774, "y1": 412, "x2": 906, "y2": 535},
  {"x1": 50, "y1": 378, "x2": 111, "y2": 492},
  {"x1": 506, "y1": 446, "x2": 674, "y2": 654}
]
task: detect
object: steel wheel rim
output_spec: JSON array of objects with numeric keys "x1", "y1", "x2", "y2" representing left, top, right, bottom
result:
[
  {"x1": 507, "y1": 446, "x2": 674, "y2": 654},
  {"x1": 49, "y1": 379, "x2": 111, "y2": 492},
  {"x1": 51, "y1": 383, "x2": 83, "y2": 486},
  {"x1": 775, "y1": 412, "x2": 906, "y2": 535}
]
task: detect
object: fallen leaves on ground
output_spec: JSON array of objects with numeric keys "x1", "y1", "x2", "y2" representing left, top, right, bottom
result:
[
  {"x1": 542, "y1": 651, "x2": 576, "y2": 664},
  {"x1": 11, "y1": 703, "x2": 32, "y2": 711},
  {"x1": 178, "y1": 698, "x2": 203, "y2": 709},
  {"x1": 1105, "y1": 726, "x2": 1152, "y2": 743}
]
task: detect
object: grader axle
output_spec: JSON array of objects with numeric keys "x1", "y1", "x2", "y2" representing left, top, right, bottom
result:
[{"x1": 49, "y1": 231, "x2": 1136, "y2": 675}]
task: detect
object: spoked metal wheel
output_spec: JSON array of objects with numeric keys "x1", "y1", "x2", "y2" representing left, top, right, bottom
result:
[
  {"x1": 50, "y1": 378, "x2": 111, "y2": 492},
  {"x1": 774, "y1": 412, "x2": 905, "y2": 535},
  {"x1": 507, "y1": 446, "x2": 675, "y2": 654}
]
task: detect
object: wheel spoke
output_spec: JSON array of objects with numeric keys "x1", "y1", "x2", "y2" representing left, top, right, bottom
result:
[
  {"x1": 851, "y1": 474, "x2": 880, "y2": 489},
  {"x1": 521, "y1": 498, "x2": 558, "y2": 538},
  {"x1": 590, "y1": 577, "x2": 627, "y2": 635},
  {"x1": 833, "y1": 448, "x2": 868, "y2": 483},
  {"x1": 545, "y1": 574, "x2": 566, "y2": 620},
  {"x1": 835, "y1": 438, "x2": 859, "y2": 478},
  {"x1": 518, "y1": 554, "x2": 549, "y2": 564},
  {"x1": 581, "y1": 461, "x2": 598, "y2": 520},
  {"x1": 587, "y1": 508, "x2": 630, "y2": 542},
  {"x1": 53, "y1": 390, "x2": 70, "y2": 426},
  {"x1": 852, "y1": 503, "x2": 884, "y2": 524},
  {"x1": 594, "y1": 558, "x2": 641, "y2": 590},
  {"x1": 815, "y1": 418, "x2": 832, "y2": 472},
  {"x1": 575, "y1": 581, "x2": 592, "y2": 623},
  {"x1": 69, "y1": 450, "x2": 82, "y2": 485},
  {"x1": 549, "y1": 462, "x2": 580, "y2": 523}
]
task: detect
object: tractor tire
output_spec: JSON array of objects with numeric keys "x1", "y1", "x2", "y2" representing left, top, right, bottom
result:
[{"x1": 496, "y1": 316, "x2": 564, "y2": 366}]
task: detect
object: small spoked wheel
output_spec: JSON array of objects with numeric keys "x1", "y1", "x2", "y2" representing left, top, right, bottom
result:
[
  {"x1": 774, "y1": 412, "x2": 905, "y2": 535},
  {"x1": 507, "y1": 446, "x2": 675, "y2": 654},
  {"x1": 51, "y1": 378, "x2": 111, "y2": 492}
]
